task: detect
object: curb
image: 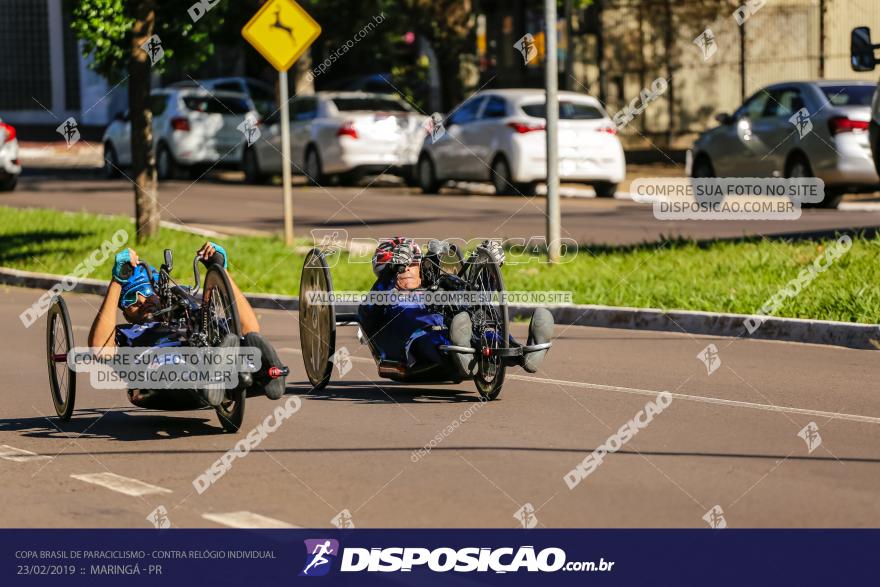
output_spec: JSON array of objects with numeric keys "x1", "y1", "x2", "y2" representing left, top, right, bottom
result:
[{"x1": 3, "y1": 267, "x2": 877, "y2": 351}]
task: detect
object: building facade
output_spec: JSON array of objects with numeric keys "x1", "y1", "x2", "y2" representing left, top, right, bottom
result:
[{"x1": 0, "y1": 0, "x2": 115, "y2": 127}]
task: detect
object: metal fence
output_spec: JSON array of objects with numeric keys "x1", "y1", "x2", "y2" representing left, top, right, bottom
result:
[{"x1": 585, "y1": 0, "x2": 880, "y2": 148}]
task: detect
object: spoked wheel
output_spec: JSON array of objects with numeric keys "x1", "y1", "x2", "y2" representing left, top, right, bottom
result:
[
  {"x1": 46, "y1": 297, "x2": 76, "y2": 421},
  {"x1": 464, "y1": 249, "x2": 509, "y2": 400},
  {"x1": 299, "y1": 249, "x2": 336, "y2": 391},
  {"x1": 202, "y1": 266, "x2": 244, "y2": 432}
]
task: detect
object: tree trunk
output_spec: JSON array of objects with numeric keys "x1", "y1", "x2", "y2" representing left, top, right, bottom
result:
[
  {"x1": 663, "y1": 0, "x2": 675, "y2": 146},
  {"x1": 129, "y1": 0, "x2": 159, "y2": 243},
  {"x1": 294, "y1": 49, "x2": 314, "y2": 94}
]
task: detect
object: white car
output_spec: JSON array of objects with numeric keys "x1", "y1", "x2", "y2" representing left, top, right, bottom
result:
[
  {"x1": 417, "y1": 89, "x2": 626, "y2": 196},
  {"x1": 169, "y1": 77, "x2": 276, "y2": 118},
  {"x1": 0, "y1": 118, "x2": 20, "y2": 191},
  {"x1": 102, "y1": 88, "x2": 254, "y2": 180},
  {"x1": 244, "y1": 92, "x2": 425, "y2": 185}
]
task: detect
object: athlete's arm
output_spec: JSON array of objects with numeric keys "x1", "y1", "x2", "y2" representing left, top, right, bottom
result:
[
  {"x1": 88, "y1": 281, "x2": 121, "y2": 355},
  {"x1": 197, "y1": 241, "x2": 260, "y2": 335},
  {"x1": 225, "y1": 272, "x2": 260, "y2": 335}
]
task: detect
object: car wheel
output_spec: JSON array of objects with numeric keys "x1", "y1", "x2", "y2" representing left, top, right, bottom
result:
[
  {"x1": 786, "y1": 154, "x2": 841, "y2": 209},
  {"x1": 103, "y1": 143, "x2": 121, "y2": 179},
  {"x1": 418, "y1": 154, "x2": 440, "y2": 194},
  {"x1": 691, "y1": 154, "x2": 715, "y2": 178},
  {"x1": 491, "y1": 156, "x2": 516, "y2": 195},
  {"x1": 156, "y1": 143, "x2": 177, "y2": 181},
  {"x1": 305, "y1": 147, "x2": 325, "y2": 186},
  {"x1": 402, "y1": 166, "x2": 420, "y2": 188},
  {"x1": 0, "y1": 173, "x2": 17, "y2": 192},
  {"x1": 243, "y1": 148, "x2": 266, "y2": 185},
  {"x1": 870, "y1": 120, "x2": 880, "y2": 177},
  {"x1": 593, "y1": 182, "x2": 618, "y2": 198}
]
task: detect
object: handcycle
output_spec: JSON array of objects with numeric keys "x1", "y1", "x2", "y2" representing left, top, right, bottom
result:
[
  {"x1": 45, "y1": 249, "x2": 279, "y2": 432},
  {"x1": 297, "y1": 242, "x2": 551, "y2": 400}
]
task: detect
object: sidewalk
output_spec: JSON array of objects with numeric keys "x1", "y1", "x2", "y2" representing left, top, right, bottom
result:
[{"x1": 18, "y1": 141, "x2": 103, "y2": 169}]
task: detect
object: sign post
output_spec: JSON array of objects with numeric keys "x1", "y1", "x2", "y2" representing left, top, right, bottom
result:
[
  {"x1": 544, "y1": 0, "x2": 561, "y2": 263},
  {"x1": 242, "y1": 0, "x2": 321, "y2": 246},
  {"x1": 278, "y1": 69, "x2": 293, "y2": 245}
]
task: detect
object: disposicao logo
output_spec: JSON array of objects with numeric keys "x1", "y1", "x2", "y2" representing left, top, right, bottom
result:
[{"x1": 300, "y1": 539, "x2": 339, "y2": 577}]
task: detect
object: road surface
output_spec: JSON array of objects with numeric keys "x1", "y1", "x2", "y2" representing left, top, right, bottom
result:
[
  {"x1": 1, "y1": 286, "x2": 878, "y2": 528},
  {"x1": 5, "y1": 170, "x2": 880, "y2": 244}
]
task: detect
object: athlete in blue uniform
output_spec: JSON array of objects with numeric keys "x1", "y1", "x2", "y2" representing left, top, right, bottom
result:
[
  {"x1": 88, "y1": 242, "x2": 286, "y2": 408},
  {"x1": 357, "y1": 238, "x2": 553, "y2": 378}
]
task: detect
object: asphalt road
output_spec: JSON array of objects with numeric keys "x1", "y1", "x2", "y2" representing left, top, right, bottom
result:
[
  {"x1": 5, "y1": 170, "x2": 880, "y2": 244},
  {"x1": 2, "y1": 286, "x2": 879, "y2": 528}
]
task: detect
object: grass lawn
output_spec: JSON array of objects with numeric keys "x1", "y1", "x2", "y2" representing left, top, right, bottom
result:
[{"x1": 1, "y1": 205, "x2": 878, "y2": 324}]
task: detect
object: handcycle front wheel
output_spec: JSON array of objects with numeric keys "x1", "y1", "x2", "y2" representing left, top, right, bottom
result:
[
  {"x1": 202, "y1": 266, "x2": 245, "y2": 432},
  {"x1": 464, "y1": 248, "x2": 509, "y2": 400},
  {"x1": 46, "y1": 296, "x2": 76, "y2": 421},
  {"x1": 299, "y1": 248, "x2": 336, "y2": 391}
]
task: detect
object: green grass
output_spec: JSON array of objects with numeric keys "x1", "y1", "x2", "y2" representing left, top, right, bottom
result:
[{"x1": 1, "y1": 205, "x2": 878, "y2": 324}]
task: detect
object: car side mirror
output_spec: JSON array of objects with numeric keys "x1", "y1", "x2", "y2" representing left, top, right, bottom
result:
[
  {"x1": 163, "y1": 249, "x2": 173, "y2": 274},
  {"x1": 851, "y1": 26, "x2": 877, "y2": 72},
  {"x1": 113, "y1": 111, "x2": 126, "y2": 122},
  {"x1": 715, "y1": 112, "x2": 734, "y2": 125}
]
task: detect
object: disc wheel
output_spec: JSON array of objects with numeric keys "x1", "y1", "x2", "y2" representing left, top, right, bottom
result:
[
  {"x1": 463, "y1": 249, "x2": 509, "y2": 400},
  {"x1": 202, "y1": 266, "x2": 244, "y2": 432},
  {"x1": 299, "y1": 249, "x2": 336, "y2": 391},
  {"x1": 46, "y1": 297, "x2": 76, "y2": 421}
]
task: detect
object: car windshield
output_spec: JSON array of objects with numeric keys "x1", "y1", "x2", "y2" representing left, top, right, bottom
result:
[
  {"x1": 182, "y1": 95, "x2": 250, "y2": 114},
  {"x1": 332, "y1": 97, "x2": 411, "y2": 112},
  {"x1": 247, "y1": 83, "x2": 277, "y2": 116},
  {"x1": 820, "y1": 85, "x2": 876, "y2": 107},
  {"x1": 520, "y1": 101, "x2": 605, "y2": 120}
]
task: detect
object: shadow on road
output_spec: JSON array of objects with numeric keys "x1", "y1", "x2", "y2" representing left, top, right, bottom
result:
[
  {"x1": 0, "y1": 382, "x2": 480, "y2": 442},
  {"x1": 301, "y1": 380, "x2": 479, "y2": 404},
  {"x1": 1, "y1": 408, "x2": 228, "y2": 441}
]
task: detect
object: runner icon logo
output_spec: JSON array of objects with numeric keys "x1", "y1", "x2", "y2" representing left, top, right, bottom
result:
[
  {"x1": 300, "y1": 539, "x2": 339, "y2": 577},
  {"x1": 696, "y1": 344, "x2": 721, "y2": 375},
  {"x1": 513, "y1": 503, "x2": 538, "y2": 529},
  {"x1": 797, "y1": 421, "x2": 822, "y2": 453}
]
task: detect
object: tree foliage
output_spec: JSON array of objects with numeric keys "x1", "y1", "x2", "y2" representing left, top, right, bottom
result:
[{"x1": 70, "y1": 0, "x2": 227, "y2": 82}]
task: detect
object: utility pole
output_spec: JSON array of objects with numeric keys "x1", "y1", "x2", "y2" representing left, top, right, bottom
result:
[{"x1": 545, "y1": 0, "x2": 561, "y2": 263}]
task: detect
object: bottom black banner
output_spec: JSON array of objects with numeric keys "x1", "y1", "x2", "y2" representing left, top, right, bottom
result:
[{"x1": 2, "y1": 529, "x2": 874, "y2": 585}]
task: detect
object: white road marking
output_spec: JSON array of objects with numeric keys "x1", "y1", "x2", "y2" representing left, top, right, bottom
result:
[
  {"x1": 202, "y1": 511, "x2": 298, "y2": 529},
  {"x1": 509, "y1": 374, "x2": 880, "y2": 425},
  {"x1": 70, "y1": 472, "x2": 172, "y2": 496},
  {"x1": 839, "y1": 202, "x2": 880, "y2": 212},
  {"x1": 0, "y1": 445, "x2": 52, "y2": 462}
]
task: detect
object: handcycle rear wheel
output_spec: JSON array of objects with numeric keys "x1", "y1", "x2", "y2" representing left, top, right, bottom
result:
[
  {"x1": 46, "y1": 296, "x2": 76, "y2": 421},
  {"x1": 299, "y1": 248, "x2": 336, "y2": 391},
  {"x1": 203, "y1": 266, "x2": 244, "y2": 432},
  {"x1": 464, "y1": 248, "x2": 509, "y2": 400}
]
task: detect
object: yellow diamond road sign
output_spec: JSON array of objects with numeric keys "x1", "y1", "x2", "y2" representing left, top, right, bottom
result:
[{"x1": 242, "y1": 0, "x2": 321, "y2": 72}]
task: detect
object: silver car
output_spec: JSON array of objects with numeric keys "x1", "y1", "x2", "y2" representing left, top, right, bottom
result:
[
  {"x1": 689, "y1": 81, "x2": 879, "y2": 208},
  {"x1": 244, "y1": 92, "x2": 425, "y2": 186}
]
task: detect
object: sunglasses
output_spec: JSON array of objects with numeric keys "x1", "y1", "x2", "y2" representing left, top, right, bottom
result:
[{"x1": 120, "y1": 282, "x2": 156, "y2": 309}]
